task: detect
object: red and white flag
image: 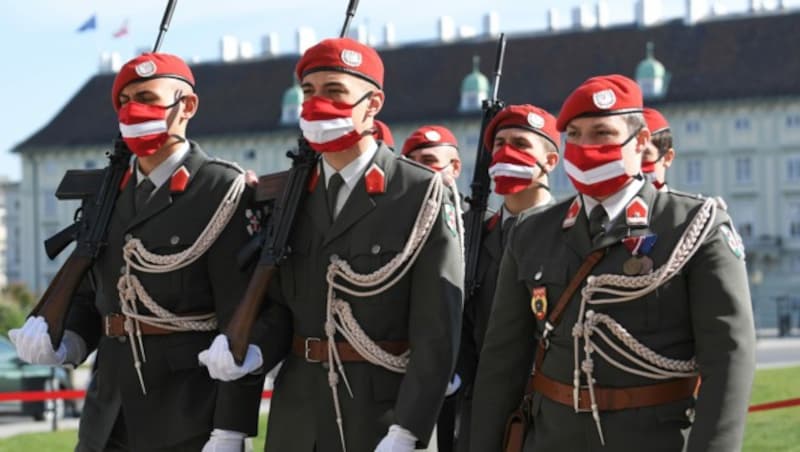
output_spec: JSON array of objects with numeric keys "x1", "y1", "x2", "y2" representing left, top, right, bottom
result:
[{"x1": 112, "y1": 20, "x2": 129, "y2": 38}]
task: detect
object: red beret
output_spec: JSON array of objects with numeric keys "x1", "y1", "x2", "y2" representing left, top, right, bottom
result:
[
  {"x1": 373, "y1": 120, "x2": 395, "y2": 147},
  {"x1": 295, "y1": 38, "x2": 384, "y2": 89},
  {"x1": 402, "y1": 125, "x2": 458, "y2": 156},
  {"x1": 643, "y1": 108, "x2": 670, "y2": 135},
  {"x1": 556, "y1": 74, "x2": 643, "y2": 131},
  {"x1": 483, "y1": 104, "x2": 560, "y2": 152},
  {"x1": 112, "y1": 53, "x2": 195, "y2": 111}
]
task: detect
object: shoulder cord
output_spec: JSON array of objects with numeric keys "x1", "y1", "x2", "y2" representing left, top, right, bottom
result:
[
  {"x1": 570, "y1": 197, "x2": 720, "y2": 444},
  {"x1": 323, "y1": 172, "x2": 445, "y2": 452},
  {"x1": 116, "y1": 166, "x2": 246, "y2": 394}
]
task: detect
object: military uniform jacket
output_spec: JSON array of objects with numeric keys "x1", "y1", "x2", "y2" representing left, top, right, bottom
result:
[
  {"x1": 470, "y1": 182, "x2": 755, "y2": 452},
  {"x1": 257, "y1": 144, "x2": 464, "y2": 452},
  {"x1": 65, "y1": 144, "x2": 263, "y2": 451}
]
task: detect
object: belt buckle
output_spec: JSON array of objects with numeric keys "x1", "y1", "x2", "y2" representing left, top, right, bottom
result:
[
  {"x1": 105, "y1": 314, "x2": 120, "y2": 337},
  {"x1": 304, "y1": 337, "x2": 322, "y2": 363},
  {"x1": 574, "y1": 384, "x2": 593, "y2": 413}
]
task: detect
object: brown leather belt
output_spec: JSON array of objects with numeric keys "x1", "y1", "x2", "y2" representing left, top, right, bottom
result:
[
  {"x1": 529, "y1": 372, "x2": 698, "y2": 412},
  {"x1": 104, "y1": 314, "x2": 178, "y2": 337},
  {"x1": 292, "y1": 335, "x2": 409, "y2": 363}
]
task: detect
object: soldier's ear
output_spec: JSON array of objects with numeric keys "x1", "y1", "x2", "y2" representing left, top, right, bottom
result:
[
  {"x1": 663, "y1": 148, "x2": 676, "y2": 168},
  {"x1": 365, "y1": 90, "x2": 384, "y2": 118},
  {"x1": 544, "y1": 151, "x2": 559, "y2": 172},
  {"x1": 181, "y1": 93, "x2": 199, "y2": 120},
  {"x1": 635, "y1": 127, "x2": 651, "y2": 154}
]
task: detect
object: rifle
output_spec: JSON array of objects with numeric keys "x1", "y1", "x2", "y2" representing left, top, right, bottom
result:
[
  {"x1": 225, "y1": 0, "x2": 360, "y2": 364},
  {"x1": 29, "y1": 0, "x2": 180, "y2": 347},
  {"x1": 463, "y1": 34, "x2": 507, "y2": 297}
]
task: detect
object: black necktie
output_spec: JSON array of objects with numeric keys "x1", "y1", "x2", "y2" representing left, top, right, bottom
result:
[
  {"x1": 134, "y1": 178, "x2": 155, "y2": 213},
  {"x1": 502, "y1": 216, "x2": 515, "y2": 249},
  {"x1": 588, "y1": 207, "x2": 609, "y2": 245},
  {"x1": 327, "y1": 173, "x2": 345, "y2": 221}
]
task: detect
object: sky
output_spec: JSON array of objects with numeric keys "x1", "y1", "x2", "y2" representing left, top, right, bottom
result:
[{"x1": 0, "y1": 0, "x2": 796, "y2": 181}]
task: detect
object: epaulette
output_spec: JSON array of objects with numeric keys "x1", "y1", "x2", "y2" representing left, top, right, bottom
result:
[
  {"x1": 397, "y1": 155, "x2": 436, "y2": 174},
  {"x1": 666, "y1": 189, "x2": 706, "y2": 201},
  {"x1": 208, "y1": 157, "x2": 245, "y2": 174}
]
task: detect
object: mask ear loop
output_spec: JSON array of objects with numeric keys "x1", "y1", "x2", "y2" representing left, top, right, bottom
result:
[
  {"x1": 352, "y1": 90, "x2": 377, "y2": 138},
  {"x1": 530, "y1": 161, "x2": 551, "y2": 192},
  {"x1": 165, "y1": 92, "x2": 188, "y2": 144}
]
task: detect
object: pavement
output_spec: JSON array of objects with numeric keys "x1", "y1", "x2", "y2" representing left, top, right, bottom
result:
[{"x1": 1, "y1": 336, "x2": 798, "y2": 440}]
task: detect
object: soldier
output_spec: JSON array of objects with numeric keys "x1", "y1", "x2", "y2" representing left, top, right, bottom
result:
[
  {"x1": 199, "y1": 38, "x2": 464, "y2": 452},
  {"x1": 9, "y1": 53, "x2": 262, "y2": 452},
  {"x1": 470, "y1": 75, "x2": 755, "y2": 452},
  {"x1": 642, "y1": 108, "x2": 675, "y2": 191},
  {"x1": 455, "y1": 104, "x2": 560, "y2": 452},
  {"x1": 402, "y1": 125, "x2": 462, "y2": 187}
]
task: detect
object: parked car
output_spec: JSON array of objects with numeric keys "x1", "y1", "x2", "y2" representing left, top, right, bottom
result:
[{"x1": 0, "y1": 335, "x2": 80, "y2": 420}]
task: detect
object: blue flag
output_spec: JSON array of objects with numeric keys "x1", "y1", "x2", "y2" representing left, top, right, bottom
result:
[{"x1": 77, "y1": 14, "x2": 97, "y2": 33}]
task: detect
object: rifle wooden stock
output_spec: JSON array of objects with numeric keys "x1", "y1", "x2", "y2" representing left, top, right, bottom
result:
[
  {"x1": 226, "y1": 265, "x2": 277, "y2": 365},
  {"x1": 35, "y1": 253, "x2": 93, "y2": 347}
]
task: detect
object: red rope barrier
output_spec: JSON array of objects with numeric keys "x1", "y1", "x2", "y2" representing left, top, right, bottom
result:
[{"x1": 748, "y1": 397, "x2": 800, "y2": 413}]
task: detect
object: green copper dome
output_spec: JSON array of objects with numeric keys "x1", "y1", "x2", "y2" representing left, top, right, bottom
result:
[
  {"x1": 282, "y1": 82, "x2": 303, "y2": 107},
  {"x1": 636, "y1": 42, "x2": 666, "y2": 80},
  {"x1": 461, "y1": 55, "x2": 489, "y2": 94}
]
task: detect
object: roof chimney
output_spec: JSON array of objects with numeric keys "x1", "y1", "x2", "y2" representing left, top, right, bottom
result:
[
  {"x1": 239, "y1": 41, "x2": 254, "y2": 60},
  {"x1": 296, "y1": 27, "x2": 317, "y2": 54},
  {"x1": 438, "y1": 16, "x2": 456, "y2": 42},
  {"x1": 748, "y1": 0, "x2": 763, "y2": 12},
  {"x1": 483, "y1": 11, "x2": 500, "y2": 37},
  {"x1": 262, "y1": 33, "x2": 279, "y2": 57},
  {"x1": 596, "y1": 1, "x2": 610, "y2": 28},
  {"x1": 348, "y1": 24, "x2": 369, "y2": 43},
  {"x1": 383, "y1": 23, "x2": 396, "y2": 47},
  {"x1": 685, "y1": 0, "x2": 709, "y2": 24},
  {"x1": 459, "y1": 25, "x2": 477, "y2": 39},
  {"x1": 636, "y1": 0, "x2": 663, "y2": 26},
  {"x1": 709, "y1": 1, "x2": 728, "y2": 16},
  {"x1": 98, "y1": 51, "x2": 122, "y2": 73},
  {"x1": 547, "y1": 8, "x2": 562, "y2": 31},
  {"x1": 572, "y1": 4, "x2": 595, "y2": 29},
  {"x1": 220, "y1": 35, "x2": 239, "y2": 62}
]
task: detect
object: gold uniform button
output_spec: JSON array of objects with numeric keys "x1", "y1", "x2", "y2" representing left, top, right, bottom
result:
[
  {"x1": 371, "y1": 244, "x2": 381, "y2": 254},
  {"x1": 170, "y1": 236, "x2": 180, "y2": 245},
  {"x1": 534, "y1": 270, "x2": 543, "y2": 281}
]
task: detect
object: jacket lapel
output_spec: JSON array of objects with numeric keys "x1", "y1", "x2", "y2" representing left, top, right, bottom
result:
[
  {"x1": 483, "y1": 219, "x2": 503, "y2": 262},
  {"x1": 322, "y1": 145, "x2": 394, "y2": 247},
  {"x1": 563, "y1": 206, "x2": 594, "y2": 259},
  {"x1": 126, "y1": 142, "x2": 207, "y2": 231}
]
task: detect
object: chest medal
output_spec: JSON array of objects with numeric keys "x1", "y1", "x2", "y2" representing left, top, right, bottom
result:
[{"x1": 531, "y1": 286, "x2": 548, "y2": 320}]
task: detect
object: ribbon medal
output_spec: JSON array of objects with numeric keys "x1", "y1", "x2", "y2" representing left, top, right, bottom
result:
[{"x1": 621, "y1": 234, "x2": 657, "y2": 275}]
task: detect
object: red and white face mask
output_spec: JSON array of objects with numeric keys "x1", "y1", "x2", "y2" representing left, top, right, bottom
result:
[
  {"x1": 563, "y1": 128, "x2": 640, "y2": 198},
  {"x1": 118, "y1": 99, "x2": 182, "y2": 157},
  {"x1": 488, "y1": 144, "x2": 547, "y2": 195},
  {"x1": 641, "y1": 158, "x2": 666, "y2": 190},
  {"x1": 299, "y1": 92, "x2": 372, "y2": 153}
]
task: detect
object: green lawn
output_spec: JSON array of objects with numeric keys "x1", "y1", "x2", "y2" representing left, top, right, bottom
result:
[{"x1": 0, "y1": 367, "x2": 798, "y2": 451}]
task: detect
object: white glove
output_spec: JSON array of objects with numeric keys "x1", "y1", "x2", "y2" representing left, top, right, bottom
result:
[
  {"x1": 201, "y1": 429, "x2": 246, "y2": 452},
  {"x1": 445, "y1": 373, "x2": 462, "y2": 397},
  {"x1": 375, "y1": 424, "x2": 417, "y2": 452},
  {"x1": 198, "y1": 334, "x2": 263, "y2": 382},
  {"x1": 8, "y1": 316, "x2": 67, "y2": 365}
]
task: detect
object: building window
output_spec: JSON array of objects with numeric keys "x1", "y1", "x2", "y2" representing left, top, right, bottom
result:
[
  {"x1": 734, "y1": 117, "x2": 751, "y2": 131},
  {"x1": 738, "y1": 223, "x2": 753, "y2": 241},
  {"x1": 788, "y1": 201, "x2": 800, "y2": 239},
  {"x1": 685, "y1": 120, "x2": 701, "y2": 134},
  {"x1": 42, "y1": 190, "x2": 57, "y2": 218},
  {"x1": 791, "y1": 255, "x2": 800, "y2": 272},
  {"x1": 686, "y1": 158, "x2": 703, "y2": 186},
  {"x1": 735, "y1": 157, "x2": 752, "y2": 184},
  {"x1": 787, "y1": 155, "x2": 800, "y2": 182},
  {"x1": 85, "y1": 160, "x2": 97, "y2": 169},
  {"x1": 244, "y1": 149, "x2": 257, "y2": 161},
  {"x1": 786, "y1": 115, "x2": 800, "y2": 128}
]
